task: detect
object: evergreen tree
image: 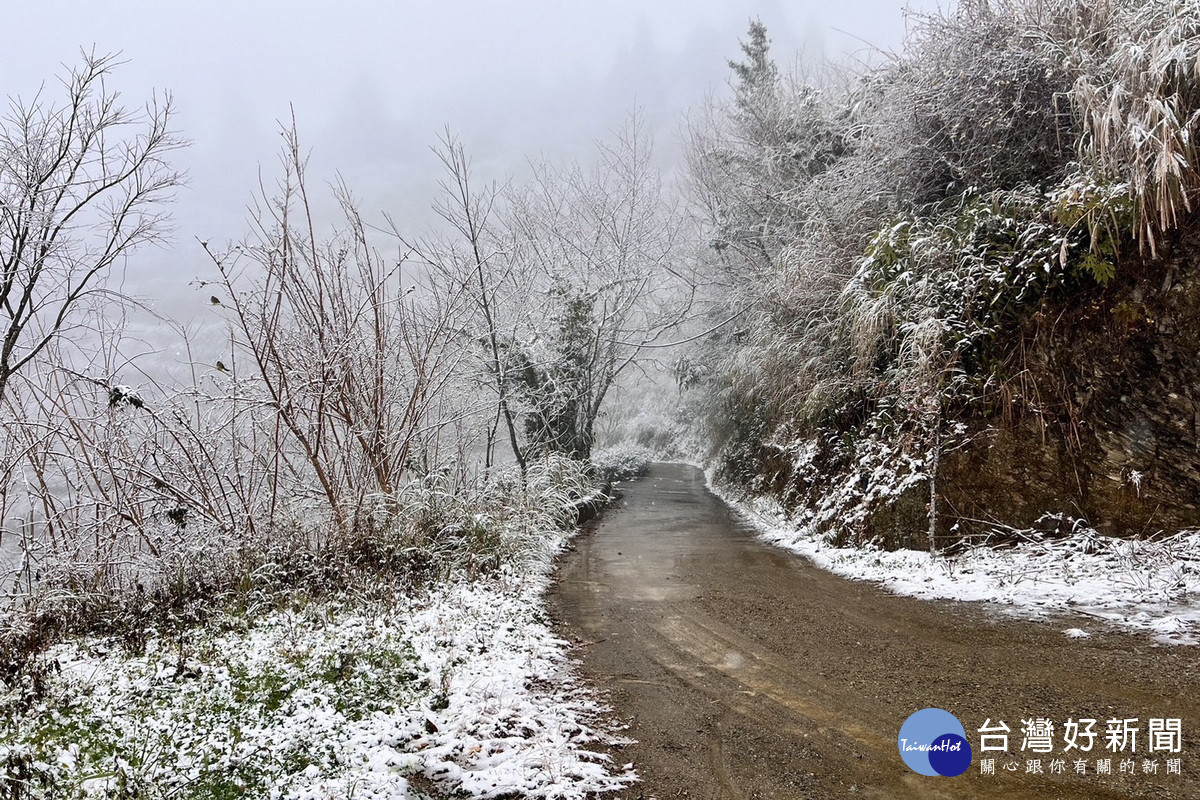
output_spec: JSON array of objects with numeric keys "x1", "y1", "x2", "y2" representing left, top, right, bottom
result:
[{"x1": 728, "y1": 18, "x2": 779, "y2": 105}]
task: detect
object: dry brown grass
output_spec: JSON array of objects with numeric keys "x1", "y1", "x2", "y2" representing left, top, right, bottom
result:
[{"x1": 1042, "y1": 0, "x2": 1200, "y2": 254}]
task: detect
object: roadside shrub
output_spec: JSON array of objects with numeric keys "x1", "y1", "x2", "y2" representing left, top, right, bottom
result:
[
  {"x1": 590, "y1": 444, "x2": 654, "y2": 483},
  {"x1": 0, "y1": 456, "x2": 598, "y2": 673}
]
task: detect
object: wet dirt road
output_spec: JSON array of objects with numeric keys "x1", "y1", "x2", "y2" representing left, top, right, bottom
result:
[{"x1": 549, "y1": 463, "x2": 1200, "y2": 799}]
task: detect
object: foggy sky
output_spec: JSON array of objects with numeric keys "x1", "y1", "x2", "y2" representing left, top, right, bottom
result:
[{"x1": 3, "y1": 0, "x2": 943, "y2": 316}]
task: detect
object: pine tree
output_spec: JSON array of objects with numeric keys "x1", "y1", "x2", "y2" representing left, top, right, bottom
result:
[{"x1": 728, "y1": 18, "x2": 779, "y2": 108}]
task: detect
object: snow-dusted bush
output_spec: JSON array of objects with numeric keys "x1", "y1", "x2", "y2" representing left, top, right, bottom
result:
[
  {"x1": 589, "y1": 444, "x2": 653, "y2": 484},
  {"x1": 0, "y1": 443, "x2": 598, "y2": 672}
]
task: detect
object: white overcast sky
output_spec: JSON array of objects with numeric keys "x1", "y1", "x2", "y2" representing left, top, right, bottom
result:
[{"x1": 3, "y1": 0, "x2": 944, "y2": 313}]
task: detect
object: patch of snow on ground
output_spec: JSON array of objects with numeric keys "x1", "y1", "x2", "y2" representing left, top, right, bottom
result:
[
  {"x1": 708, "y1": 474, "x2": 1200, "y2": 646},
  {"x1": 1, "y1": 556, "x2": 633, "y2": 797}
]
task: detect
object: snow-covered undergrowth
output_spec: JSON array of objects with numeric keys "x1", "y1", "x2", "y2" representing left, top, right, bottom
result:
[
  {"x1": 712, "y1": 477, "x2": 1200, "y2": 646},
  {"x1": 589, "y1": 444, "x2": 654, "y2": 484},
  {"x1": 0, "y1": 548, "x2": 633, "y2": 799}
]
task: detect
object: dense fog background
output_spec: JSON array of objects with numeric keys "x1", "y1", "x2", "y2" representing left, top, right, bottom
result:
[{"x1": 2, "y1": 0, "x2": 936, "y2": 318}]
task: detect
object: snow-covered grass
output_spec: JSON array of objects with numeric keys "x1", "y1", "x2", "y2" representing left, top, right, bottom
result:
[
  {"x1": 711, "y1": 476, "x2": 1200, "y2": 646},
  {"x1": 0, "y1": 526, "x2": 633, "y2": 799}
]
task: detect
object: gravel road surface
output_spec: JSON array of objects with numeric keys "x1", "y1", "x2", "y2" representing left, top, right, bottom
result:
[{"x1": 550, "y1": 463, "x2": 1200, "y2": 799}]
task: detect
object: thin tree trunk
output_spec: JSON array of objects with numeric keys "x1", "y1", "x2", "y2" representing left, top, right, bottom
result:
[{"x1": 928, "y1": 421, "x2": 941, "y2": 555}]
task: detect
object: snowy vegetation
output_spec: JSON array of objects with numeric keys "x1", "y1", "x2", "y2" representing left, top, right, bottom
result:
[
  {"x1": 0, "y1": 53, "x2": 668, "y2": 800},
  {"x1": 0, "y1": 493, "x2": 633, "y2": 799},
  {"x1": 685, "y1": 0, "x2": 1200, "y2": 550},
  {"x1": 588, "y1": 443, "x2": 654, "y2": 484},
  {"x1": 0, "y1": 85, "x2": 687, "y2": 637},
  {"x1": 6, "y1": 0, "x2": 1200, "y2": 795},
  {"x1": 0, "y1": 537, "x2": 632, "y2": 798}
]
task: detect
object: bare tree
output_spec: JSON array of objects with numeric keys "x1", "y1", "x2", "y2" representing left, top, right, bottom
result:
[
  {"x1": 412, "y1": 118, "x2": 696, "y2": 466},
  {"x1": 419, "y1": 132, "x2": 529, "y2": 477},
  {"x1": 207, "y1": 122, "x2": 469, "y2": 537},
  {"x1": 501, "y1": 115, "x2": 697, "y2": 459},
  {"x1": 0, "y1": 51, "x2": 184, "y2": 403}
]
